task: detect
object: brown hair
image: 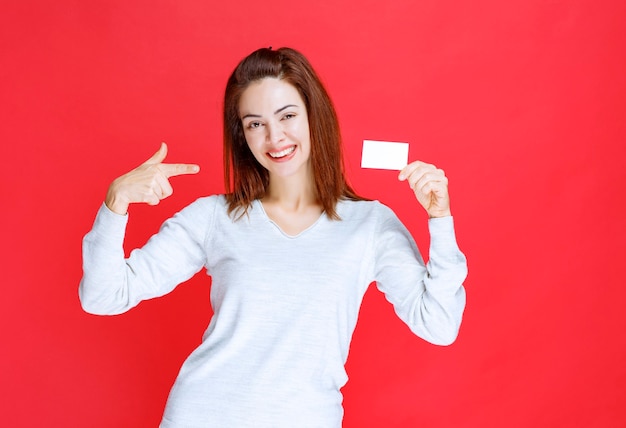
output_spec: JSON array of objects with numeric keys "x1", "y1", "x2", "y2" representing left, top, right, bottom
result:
[{"x1": 223, "y1": 47, "x2": 365, "y2": 220}]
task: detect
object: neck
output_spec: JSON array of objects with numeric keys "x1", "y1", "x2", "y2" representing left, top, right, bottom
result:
[{"x1": 264, "y1": 172, "x2": 319, "y2": 211}]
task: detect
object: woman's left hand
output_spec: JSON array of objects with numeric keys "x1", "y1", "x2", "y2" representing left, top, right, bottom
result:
[{"x1": 398, "y1": 161, "x2": 451, "y2": 218}]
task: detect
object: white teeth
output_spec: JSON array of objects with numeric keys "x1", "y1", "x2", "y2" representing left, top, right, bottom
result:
[{"x1": 269, "y1": 146, "x2": 295, "y2": 158}]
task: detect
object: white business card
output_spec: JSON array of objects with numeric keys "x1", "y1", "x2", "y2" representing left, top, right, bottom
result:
[{"x1": 361, "y1": 140, "x2": 409, "y2": 170}]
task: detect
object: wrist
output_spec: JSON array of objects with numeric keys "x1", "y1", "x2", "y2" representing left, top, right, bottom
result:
[
  {"x1": 428, "y1": 209, "x2": 452, "y2": 219},
  {"x1": 105, "y1": 186, "x2": 129, "y2": 215}
]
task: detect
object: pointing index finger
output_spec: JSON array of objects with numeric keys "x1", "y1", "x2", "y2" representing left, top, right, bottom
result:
[{"x1": 160, "y1": 163, "x2": 201, "y2": 178}]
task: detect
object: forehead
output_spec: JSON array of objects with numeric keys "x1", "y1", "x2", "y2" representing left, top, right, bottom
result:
[{"x1": 238, "y1": 78, "x2": 304, "y2": 114}]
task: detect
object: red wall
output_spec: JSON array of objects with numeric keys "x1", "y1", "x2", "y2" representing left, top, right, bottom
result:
[{"x1": 2, "y1": 1, "x2": 625, "y2": 426}]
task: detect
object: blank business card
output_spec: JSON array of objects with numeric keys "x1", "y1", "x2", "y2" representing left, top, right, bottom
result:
[{"x1": 361, "y1": 140, "x2": 409, "y2": 170}]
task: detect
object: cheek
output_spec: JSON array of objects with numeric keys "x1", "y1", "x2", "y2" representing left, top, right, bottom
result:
[
  {"x1": 243, "y1": 132, "x2": 261, "y2": 150},
  {"x1": 244, "y1": 136, "x2": 268, "y2": 162},
  {"x1": 289, "y1": 120, "x2": 310, "y2": 142}
]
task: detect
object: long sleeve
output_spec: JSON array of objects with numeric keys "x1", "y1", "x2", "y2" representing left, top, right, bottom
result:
[
  {"x1": 79, "y1": 198, "x2": 215, "y2": 315},
  {"x1": 373, "y1": 207, "x2": 467, "y2": 346}
]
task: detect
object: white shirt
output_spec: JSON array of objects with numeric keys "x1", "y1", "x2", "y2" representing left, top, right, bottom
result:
[{"x1": 80, "y1": 195, "x2": 467, "y2": 427}]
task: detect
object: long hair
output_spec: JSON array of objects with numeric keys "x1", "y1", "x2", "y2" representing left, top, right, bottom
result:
[{"x1": 223, "y1": 47, "x2": 366, "y2": 220}]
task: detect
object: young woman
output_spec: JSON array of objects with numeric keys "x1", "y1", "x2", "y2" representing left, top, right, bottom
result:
[{"x1": 80, "y1": 47, "x2": 467, "y2": 428}]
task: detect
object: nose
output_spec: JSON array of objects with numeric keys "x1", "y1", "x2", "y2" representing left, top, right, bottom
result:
[{"x1": 266, "y1": 121, "x2": 285, "y2": 145}]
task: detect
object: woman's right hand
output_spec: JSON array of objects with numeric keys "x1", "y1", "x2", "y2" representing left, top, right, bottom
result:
[{"x1": 105, "y1": 143, "x2": 200, "y2": 215}]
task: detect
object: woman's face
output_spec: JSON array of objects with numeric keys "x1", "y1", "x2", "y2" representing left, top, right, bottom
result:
[{"x1": 239, "y1": 78, "x2": 311, "y2": 180}]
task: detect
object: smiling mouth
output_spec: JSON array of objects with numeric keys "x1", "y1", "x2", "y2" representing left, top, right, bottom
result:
[{"x1": 268, "y1": 146, "x2": 296, "y2": 159}]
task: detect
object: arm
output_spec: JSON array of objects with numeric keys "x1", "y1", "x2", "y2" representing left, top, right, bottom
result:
[
  {"x1": 374, "y1": 208, "x2": 467, "y2": 346},
  {"x1": 79, "y1": 199, "x2": 213, "y2": 315},
  {"x1": 78, "y1": 143, "x2": 205, "y2": 315},
  {"x1": 374, "y1": 160, "x2": 467, "y2": 345}
]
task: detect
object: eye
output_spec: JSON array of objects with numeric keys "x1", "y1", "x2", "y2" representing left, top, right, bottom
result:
[
  {"x1": 246, "y1": 121, "x2": 262, "y2": 129},
  {"x1": 282, "y1": 113, "x2": 296, "y2": 120}
]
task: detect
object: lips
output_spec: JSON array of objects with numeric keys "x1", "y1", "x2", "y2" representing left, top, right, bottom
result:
[{"x1": 268, "y1": 145, "x2": 296, "y2": 159}]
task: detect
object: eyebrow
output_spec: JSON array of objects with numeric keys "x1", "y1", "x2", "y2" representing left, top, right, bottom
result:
[{"x1": 241, "y1": 104, "x2": 299, "y2": 120}]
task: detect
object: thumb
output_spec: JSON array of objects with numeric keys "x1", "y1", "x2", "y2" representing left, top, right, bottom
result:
[{"x1": 143, "y1": 142, "x2": 168, "y2": 165}]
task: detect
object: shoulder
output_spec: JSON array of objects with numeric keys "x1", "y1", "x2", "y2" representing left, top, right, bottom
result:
[
  {"x1": 181, "y1": 194, "x2": 227, "y2": 211},
  {"x1": 337, "y1": 200, "x2": 399, "y2": 229},
  {"x1": 335, "y1": 198, "x2": 397, "y2": 221},
  {"x1": 170, "y1": 194, "x2": 229, "y2": 224}
]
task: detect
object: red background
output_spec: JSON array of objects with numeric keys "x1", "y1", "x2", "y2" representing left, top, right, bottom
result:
[{"x1": 2, "y1": 1, "x2": 625, "y2": 426}]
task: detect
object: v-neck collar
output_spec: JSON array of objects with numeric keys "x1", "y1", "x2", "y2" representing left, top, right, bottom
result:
[{"x1": 254, "y1": 199, "x2": 326, "y2": 239}]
